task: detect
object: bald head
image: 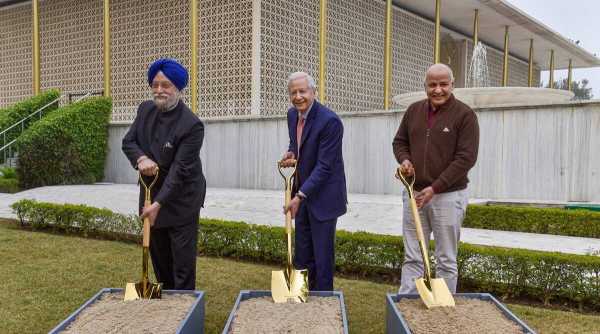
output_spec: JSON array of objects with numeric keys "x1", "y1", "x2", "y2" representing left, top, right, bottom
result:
[
  {"x1": 425, "y1": 63, "x2": 454, "y2": 83},
  {"x1": 424, "y1": 63, "x2": 454, "y2": 109}
]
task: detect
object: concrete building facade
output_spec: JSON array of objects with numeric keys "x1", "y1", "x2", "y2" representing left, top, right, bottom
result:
[
  {"x1": 2, "y1": 0, "x2": 600, "y2": 202},
  {"x1": 1, "y1": 0, "x2": 545, "y2": 117}
]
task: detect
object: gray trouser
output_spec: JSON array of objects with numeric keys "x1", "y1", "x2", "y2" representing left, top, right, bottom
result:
[{"x1": 399, "y1": 188, "x2": 468, "y2": 294}]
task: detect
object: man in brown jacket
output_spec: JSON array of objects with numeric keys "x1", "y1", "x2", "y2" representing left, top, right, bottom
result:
[{"x1": 392, "y1": 63, "x2": 479, "y2": 294}]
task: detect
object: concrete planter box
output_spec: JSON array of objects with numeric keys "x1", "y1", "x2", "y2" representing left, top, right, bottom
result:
[
  {"x1": 49, "y1": 288, "x2": 205, "y2": 334},
  {"x1": 222, "y1": 290, "x2": 349, "y2": 334},
  {"x1": 386, "y1": 293, "x2": 536, "y2": 334}
]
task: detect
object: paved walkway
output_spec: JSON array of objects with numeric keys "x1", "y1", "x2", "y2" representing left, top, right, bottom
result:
[{"x1": 1, "y1": 184, "x2": 599, "y2": 255}]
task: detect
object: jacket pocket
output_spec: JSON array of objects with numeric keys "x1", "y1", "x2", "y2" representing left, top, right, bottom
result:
[{"x1": 158, "y1": 140, "x2": 176, "y2": 167}]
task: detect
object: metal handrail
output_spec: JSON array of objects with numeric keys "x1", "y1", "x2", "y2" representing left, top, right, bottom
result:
[
  {"x1": 0, "y1": 139, "x2": 17, "y2": 153},
  {"x1": 0, "y1": 92, "x2": 94, "y2": 165},
  {"x1": 72, "y1": 92, "x2": 93, "y2": 103},
  {"x1": 0, "y1": 96, "x2": 60, "y2": 137},
  {"x1": 68, "y1": 90, "x2": 103, "y2": 103}
]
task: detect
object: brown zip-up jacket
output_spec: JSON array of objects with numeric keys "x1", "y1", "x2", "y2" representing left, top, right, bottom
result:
[{"x1": 392, "y1": 94, "x2": 479, "y2": 193}]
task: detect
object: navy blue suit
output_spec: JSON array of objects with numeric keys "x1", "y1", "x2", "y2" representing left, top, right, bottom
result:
[{"x1": 287, "y1": 100, "x2": 347, "y2": 291}]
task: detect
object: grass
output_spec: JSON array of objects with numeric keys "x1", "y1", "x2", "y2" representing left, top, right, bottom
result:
[{"x1": 1, "y1": 222, "x2": 599, "y2": 333}]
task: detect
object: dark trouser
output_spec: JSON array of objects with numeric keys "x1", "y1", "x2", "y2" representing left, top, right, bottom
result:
[
  {"x1": 294, "y1": 203, "x2": 337, "y2": 291},
  {"x1": 149, "y1": 220, "x2": 198, "y2": 290}
]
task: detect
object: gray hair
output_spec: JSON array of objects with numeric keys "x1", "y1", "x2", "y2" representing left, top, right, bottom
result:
[
  {"x1": 424, "y1": 63, "x2": 455, "y2": 83},
  {"x1": 287, "y1": 71, "x2": 317, "y2": 90}
]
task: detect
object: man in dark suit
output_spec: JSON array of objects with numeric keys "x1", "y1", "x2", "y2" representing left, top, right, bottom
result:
[
  {"x1": 281, "y1": 71, "x2": 347, "y2": 291},
  {"x1": 122, "y1": 58, "x2": 206, "y2": 290}
]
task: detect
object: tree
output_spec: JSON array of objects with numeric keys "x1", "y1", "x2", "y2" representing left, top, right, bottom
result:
[{"x1": 542, "y1": 78, "x2": 593, "y2": 100}]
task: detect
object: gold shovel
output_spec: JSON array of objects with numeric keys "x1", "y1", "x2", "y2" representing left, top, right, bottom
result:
[
  {"x1": 395, "y1": 167, "x2": 455, "y2": 308},
  {"x1": 271, "y1": 159, "x2": 309, "y2": 303},
  {"x1": 124, "y1": 170, "x2": 162, "y2": 301}
]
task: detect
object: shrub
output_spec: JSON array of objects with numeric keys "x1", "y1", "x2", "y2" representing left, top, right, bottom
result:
[
  {"x1": 0, "y1": 167, "x2": 19, "y2": 193},
  {"x1": 11, "y1": 199, "x2": 140, "y2": 238},
  {"x1": 0, "y1": 166, "x2": 17, "y2": 179},
  {"x1": 16, "y1": 97, "x2": 111, "y2": 188},
  {"x1": 12, "y1": 199, "x2": 600, "y2": 310},
  {"x1": 200, "y1": 219, "x2": 600, "y2": 309},
  {"x1": 464, "y1": 204, "x2": 600, "y2": 238},
  {"x1": 0, "y1": 90, "x2": 60, "y2": 151},
  {"x1": 0, "y1": 178, "x2": 19, "y2": 193}
]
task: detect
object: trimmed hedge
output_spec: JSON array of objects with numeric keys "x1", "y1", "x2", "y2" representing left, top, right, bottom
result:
[
  {"x1": 0, "y1": 166, "x2": 17, "y2": 179},
  {"x1": 11, "y1": 199, "x2": 600, "y2": 310},
  {"x1": 16, "y1": 97, "x2": 112, "y2": 189},
  {"x1": 464, "y1": 204, "x2": 600, "y2": 239},
  {"x1": 199, "y1": 219, "x2": 402, "y2": 280},
  {"x1": 0, "y1": 90, "x2": 60, "y2": 150},
  {"x1": 0, "y1": 179, "x2": 19, "y2": 193},
  {"x1": 0, "y1": 167, "x2": 19, "y2": 193},
  {"x1": 11, "y1": 199, "x2": 140, "y2": 237}
]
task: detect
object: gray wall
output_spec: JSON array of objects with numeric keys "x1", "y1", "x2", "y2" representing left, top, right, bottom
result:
[
  {"x1": 469, "y1": 101, "x2": 600, "y2": 201},
  {"x1": 105, "y1": 100, "x2": 600, "y2": 201}
]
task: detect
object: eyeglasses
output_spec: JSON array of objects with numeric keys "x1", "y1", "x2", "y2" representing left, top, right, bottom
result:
[{"x1": 151, "y1": 81, "x2": 175, "y2": 90}]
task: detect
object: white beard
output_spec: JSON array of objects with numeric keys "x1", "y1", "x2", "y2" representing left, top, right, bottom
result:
[{"x1": 154, "y1": 95, "x2": 179, "y2": 112}]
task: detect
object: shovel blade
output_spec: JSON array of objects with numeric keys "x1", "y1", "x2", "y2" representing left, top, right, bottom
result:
[
  {"x1": 289, "y1": 269, "x2": 309, "y2": 301},
  {"x1": 124, "y1": 281, "x2": 162, "y2": 301},
  {"x1": 415, "y1": 278, "x2": 455, "y2": 308},
  {"x1": 271, "y1": 270, "x2": 290, "y2": 303},
  {"x1": 271, "y1": 269, "x2": 309, "y2": 303},
  {"x1": 124, "y1": 283, "x2": 140, "y2": 301}
]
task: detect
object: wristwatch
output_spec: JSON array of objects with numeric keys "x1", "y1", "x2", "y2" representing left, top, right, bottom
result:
[{"x1": 296, "y1": 191, "x2": 307, "y2": 201}]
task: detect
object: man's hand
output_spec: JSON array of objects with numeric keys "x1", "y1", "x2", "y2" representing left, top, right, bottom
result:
[
  {"x1": 141, "y1": 202, "x2": 161, "y2": 227},
  {"x1": 138, "y1": 156, "x2": 158, "y2": 176},
  {"x1": 415, "y1": 186, "x2": 434, "y2": 208},
  {"x1": 400, "y1": 159, "x2": 415, "y2": 177},
  {"x1": 284, "y1": 195, "x2": 302, "y2": 218},
  {"x1": 279, "y1": 151, "x2": 296, "y2": 167}
]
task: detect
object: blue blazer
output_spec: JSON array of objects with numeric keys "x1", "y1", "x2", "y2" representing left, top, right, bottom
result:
[{"x1": 287, "y1": 100, "x2": 347, "y2": 221}]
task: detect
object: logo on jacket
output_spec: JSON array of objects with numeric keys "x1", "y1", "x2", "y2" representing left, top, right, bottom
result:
[
  {"x1": 443, "y1": 127, "x2": 450, "y2": 133},
  {"x1": 164, "y1": 141, "x2": 173, "y2": 149}
]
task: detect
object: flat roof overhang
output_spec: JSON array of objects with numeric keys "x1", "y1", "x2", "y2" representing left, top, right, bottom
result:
[
  {"x1": 0, "y1": 0, "x2": 27, "y2": 8},
  {"x1": 2, "y1": 0, "x2": 599, "y2": 70},
  {"x1": 394, "y1": 0, "x2": 600, "y2": 70}
]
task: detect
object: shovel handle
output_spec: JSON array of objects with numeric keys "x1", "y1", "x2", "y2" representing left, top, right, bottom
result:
[
  {"x1": 139, "y1": 170, "x2": 159, "y2": 248},
  {"x1": 278, "y1": 158, "x2": 297, "y2": 170},
  {"x1": 396, "y1": 166, "x2": 433, "y2": 284},
  {"x1": 278, "y1": 160, "x2": 296, "y2": 270},
  {"x1": 408, "y1": 197, "x2": 433, "y2": 283},
  {"x1": 395, "y1": 167, "x2": 415, "y2": 199},
  {"x1": 142, "y1": 219, "x2": 151, "y2": 247},
  {"x1": 143, "y1": 199, "x2": 151, "y2": 247},
  {"x1": 284, "y1": 187, "x2": 293, "y2": 234},
  {"x1": 278, "y1": 160, "x2": 297, "y2": 234}
]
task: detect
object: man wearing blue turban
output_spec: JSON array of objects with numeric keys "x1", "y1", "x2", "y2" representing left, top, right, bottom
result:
[{"x1": 122, "y1": 58, "x2": 206, "y2": 290}]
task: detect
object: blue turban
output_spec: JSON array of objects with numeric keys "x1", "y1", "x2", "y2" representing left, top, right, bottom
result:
[{"x1": 147, "y1": 58, "x2": 188, "y2": 91}]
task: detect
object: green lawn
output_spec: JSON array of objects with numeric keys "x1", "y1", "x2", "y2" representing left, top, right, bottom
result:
[{"x1": 1, "y1": 222, "x2": 599, "y2": 333}]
